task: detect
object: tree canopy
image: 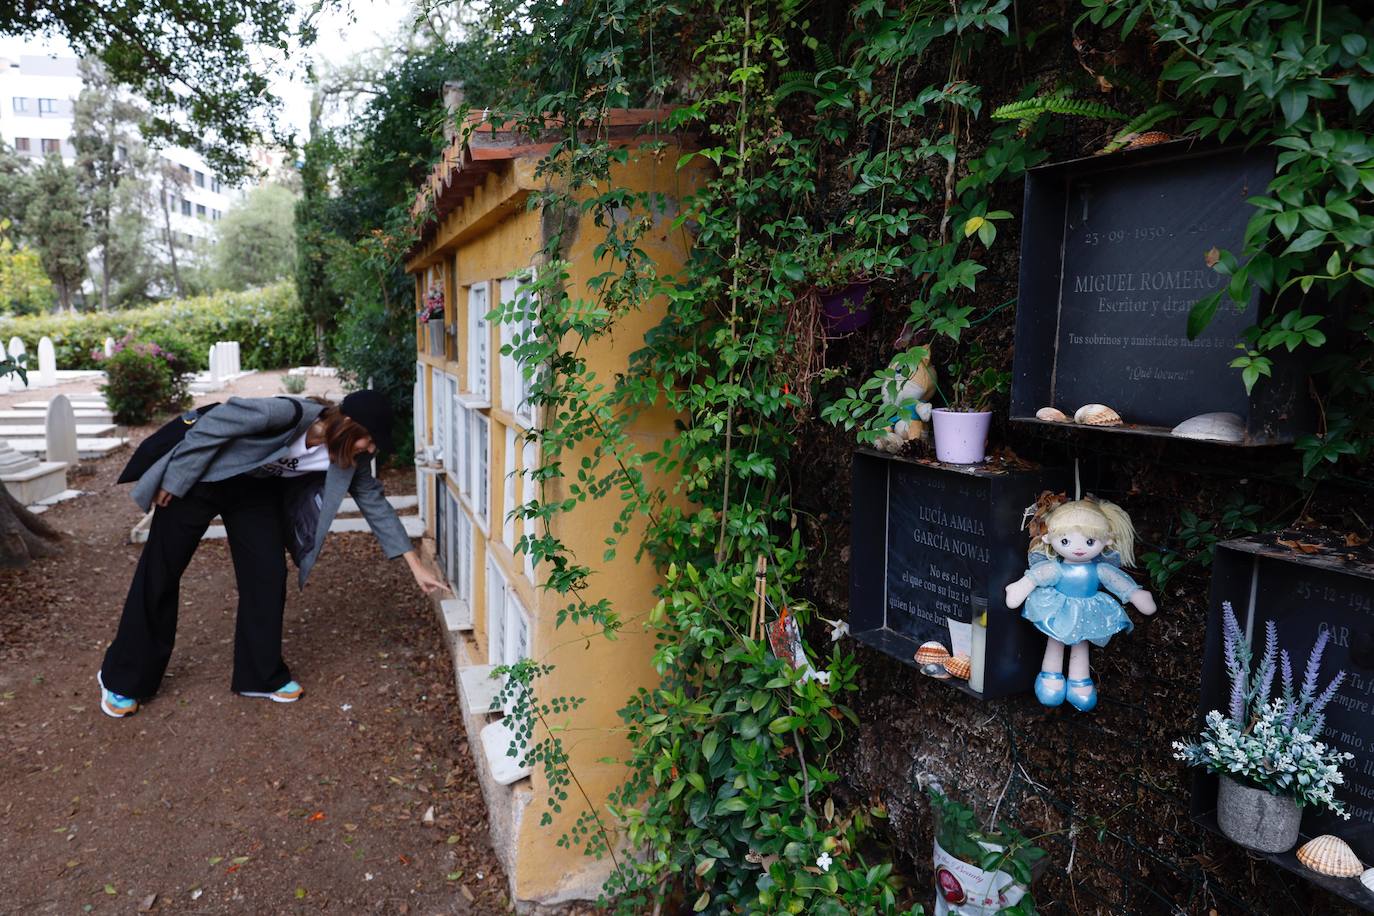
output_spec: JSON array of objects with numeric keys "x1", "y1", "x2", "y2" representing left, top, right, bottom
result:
[
  {"x1": 3, "y1": 0, "x2": 310, "y2": 182},
  {"x1": 213, "y1": 183, "x2": 297, "y2": 291}
]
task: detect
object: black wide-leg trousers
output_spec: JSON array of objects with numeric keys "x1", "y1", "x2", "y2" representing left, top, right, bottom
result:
[{"x1": 101, "y1": 475, "x2": 291, "y2": 698}]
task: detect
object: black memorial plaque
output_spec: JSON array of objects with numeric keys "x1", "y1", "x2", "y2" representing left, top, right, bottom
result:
[
  {"x1": 885, "y1": 464, "x2": 991, "y2": 640},
  {"x1": 1195, "y1": 537, "x2": 1374, "y2": 905},
  {"x1": 1053, "y1": 151, "x2": 1270, "y2": 426},
  {"x1": 849, "y1": 450, "x2": 1068, "y2": 700},
  {"x1": 1012, "y1": 142, "x2": 1312, "y2": 444}
]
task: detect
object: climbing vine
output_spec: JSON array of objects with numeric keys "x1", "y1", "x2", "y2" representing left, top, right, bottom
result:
[{"x1": 407, "y1": 0, "x2": 1374, "y2": 911}]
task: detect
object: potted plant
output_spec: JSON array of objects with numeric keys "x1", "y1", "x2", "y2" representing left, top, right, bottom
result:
[
  {"x1": 1174, "y1": 601, "x2": 1354, "y2": 854},
  {"x1": 929, "y1": 787, "x2": 1044, "y2": 915},
  {"x1": 932, "y1": 347, "x2": 1009, "y2": 464},
  {"x1": 419, "y1": 284, "x2": 446, "y2": 356}
]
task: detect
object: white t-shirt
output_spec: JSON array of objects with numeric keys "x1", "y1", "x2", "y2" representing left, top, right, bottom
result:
[{"x1": 257, "y1": 432, "x2": 330, "y2": 477}]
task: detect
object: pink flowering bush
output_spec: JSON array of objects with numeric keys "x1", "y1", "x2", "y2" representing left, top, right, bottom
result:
[{"x1": 98, "y1": 334, "x2": 192, "y2": 426}]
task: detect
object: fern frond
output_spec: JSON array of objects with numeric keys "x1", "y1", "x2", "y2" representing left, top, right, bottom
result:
[
  {"x1": 1040, "y1": 97, "x2": 1127, "y2": 120},
  {"x1": 991, "y1": 98, "x2": 1048, "y2": 121},
  {"x1": 775, "y1": 70, "x2": 822, "y2": 101}
]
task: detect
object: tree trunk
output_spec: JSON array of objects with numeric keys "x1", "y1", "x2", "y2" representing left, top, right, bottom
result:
[
  {"x1": 315, "y1": 317, "x2": 327, "y2": 366},
  {"x1": 0, "y1": 483, "x2": 62, "y2": 568},
  {"x1": 161, "y1": 191, "x2": 183, "y2": 298}
]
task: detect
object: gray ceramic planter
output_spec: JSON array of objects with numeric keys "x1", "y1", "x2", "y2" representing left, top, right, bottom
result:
[{"x1": 1216, "y1": 774, "x2": 1301, "y2": 853}]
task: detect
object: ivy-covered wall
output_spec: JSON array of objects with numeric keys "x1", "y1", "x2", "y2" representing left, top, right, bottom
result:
[{"x1": 364, "y1": 0, "x2": 1373, "y2": 910}]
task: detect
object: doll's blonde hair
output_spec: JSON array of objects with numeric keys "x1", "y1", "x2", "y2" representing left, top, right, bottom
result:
[{"x1": 1035, "y1": 498, "x2": 1138, "y2": 567}]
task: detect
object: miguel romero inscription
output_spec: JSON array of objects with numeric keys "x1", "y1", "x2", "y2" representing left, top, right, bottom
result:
[
  {"x1": 885, "y1": 463, "x2": 991, "y2": 643},
  {"x1": 1051, "y1": 149, "x2": 1275, "y2": 428}
]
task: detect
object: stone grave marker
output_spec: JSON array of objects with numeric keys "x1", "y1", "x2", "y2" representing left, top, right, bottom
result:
[
  {"x1": 1193, "y1": 537, "x2": 1374, "y2": 907},
  {"x1": 1011, "y1": 143, "x2": 1310, "y2": 443},
  {"x1": 104, "y1": 337, "x2": 115, "y2": 358},
  {"x1": 36, "y1": 337, "x2": 56, "y2": 387},
  {"x1": 44, "y1": 394, "x2": 79, "y2": 464},
  {"x1": 848, "y1": 450, "x2": 1069, "y2": 699}
]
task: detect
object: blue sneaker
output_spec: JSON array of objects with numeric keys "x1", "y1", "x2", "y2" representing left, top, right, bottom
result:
[
  {"x1": 1066, "y1": 677, "x2": 1098, "y2": 712},
  {"x1": 239, "y1": 680, "x2": 303, "y2": 703},
  {"x1": 1034, "y1": 671, "x2": 1066, "y2": 707},
  {"x1": 97, "y1": 671, "x2": 139, "y2": 719}
]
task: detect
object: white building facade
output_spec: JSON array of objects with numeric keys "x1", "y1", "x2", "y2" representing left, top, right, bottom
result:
[{"x1": 0, "y1": 41, "x2": 239, "y2": 251}]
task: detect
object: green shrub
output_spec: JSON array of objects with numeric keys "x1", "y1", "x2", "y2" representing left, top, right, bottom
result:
[
  {"x1": 331, "y1": 297, "x2": 416, "y2": 465},
  {"x1": 100, "y1": 337, "x2": 193, "y2": 426},
  {"x1": 0, "y1": 281, "x2": 314, "y2": 372},
  {"x1": 281, "y1": 373, "x2": 307, "y2": 395}
]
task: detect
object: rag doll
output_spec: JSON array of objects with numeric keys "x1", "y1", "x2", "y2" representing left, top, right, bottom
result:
[{"x1": 1004, "y1": 498, "x2": 1156, "y2": 711}]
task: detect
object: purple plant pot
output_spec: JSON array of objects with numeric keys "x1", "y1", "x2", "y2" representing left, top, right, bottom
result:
[
  {"x1": 819, "y1": 282, "x2": 873, "y2": 334},
  {"x1": 932, "y1": 409, "x2": 991, "y2": 465}
]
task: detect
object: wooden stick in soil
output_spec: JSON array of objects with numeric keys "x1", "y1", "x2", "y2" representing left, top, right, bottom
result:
[{"x1": 751, "y1": 555, "x2": 767, "y2": 641}]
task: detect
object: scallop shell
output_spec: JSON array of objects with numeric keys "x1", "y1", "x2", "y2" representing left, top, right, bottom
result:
[
  {"x1": 943, "y1": 655, "x2": 971, "y2": 679},
  {"x1": 1035, "y1": 407, "x2": 1068, "y2": 422},
  {"x1": 1126, "y1": 130, "x2": 1172, "y2": 149},
  {"x1": 915, "y1": 641, "x2": 951, "y2": 667},
  {"x1": 1170, "y1": 412, "x2": 1245, "y2": 443},
  {"x1": 1361, "y1": 867, "x2": 1374, "y2": 893},
  {"x1": 1296, "y1": 835, "x2": 1363, "y2": 878},
  {"x1": 1073, "y1": 404, "x2": 1123, "y2": 427}
]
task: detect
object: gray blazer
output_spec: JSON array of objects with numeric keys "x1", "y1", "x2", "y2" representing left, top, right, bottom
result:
[{"x1": 132, "y1": 396, "x2": 412, "y2": 588}]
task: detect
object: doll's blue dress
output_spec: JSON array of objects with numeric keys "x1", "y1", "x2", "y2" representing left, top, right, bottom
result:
[{"x1": 1021, "y1": 553, "x2": 1140, "y2": 647}]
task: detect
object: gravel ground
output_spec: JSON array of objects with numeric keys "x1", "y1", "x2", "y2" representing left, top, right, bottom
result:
[{"x1": 0, "y1": 370, "x2": 512, "y2": 914}]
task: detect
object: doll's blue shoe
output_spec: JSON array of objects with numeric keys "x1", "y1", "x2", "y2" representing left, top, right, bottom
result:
[
  {"x1": 1066, "y1": 677, "x2": 1098, "y2": 712},
  {"x1": 1034, "y1": 671, "x2": 1066, "y2": 707}
]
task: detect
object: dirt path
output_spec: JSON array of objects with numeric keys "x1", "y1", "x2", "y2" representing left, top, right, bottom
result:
[{"x1": 0, "y1": 373, "x2": 510, "y2": 914}]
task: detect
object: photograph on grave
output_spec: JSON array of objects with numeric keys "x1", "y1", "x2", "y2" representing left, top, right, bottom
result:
[
  {"x1": 848, "y1": 451, "x2": 1067, "y2": 699},
  {"x1": 1193, "y1": 537, "x2": 1374, "y2": 905},
  {"x1": 1011, "y1": 143, "x2": 1313, "y2": 443},
  {"x1": 1004, "y1": 497, "x2": 1157, "y2": 712}
]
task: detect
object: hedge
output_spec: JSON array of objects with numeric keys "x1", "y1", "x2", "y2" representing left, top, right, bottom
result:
[{"x1": 0, "y1": 282, "x2": 314, "y2": 371}]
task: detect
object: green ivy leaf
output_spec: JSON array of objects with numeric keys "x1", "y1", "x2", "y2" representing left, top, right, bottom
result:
[
  {"x1": 1187, "y1": 291, "x2": 1222, "y2": 340},
  {"x1": 1283, "y1": 229, "x2": 1327, "y2": 254}
]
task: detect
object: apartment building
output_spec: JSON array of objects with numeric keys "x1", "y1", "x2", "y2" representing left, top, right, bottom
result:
[{"x1": 0, "y1": 42, "x2": 239, "y2": 250}]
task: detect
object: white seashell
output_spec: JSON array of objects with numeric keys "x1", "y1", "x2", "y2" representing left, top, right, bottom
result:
[
  {"x1": 1170, "y1": 412, "x2": 1245, "y2": 443},
  {"x1": 1296, "y1": 835, "x2": 1363, "y2": 878},
  {"x1": 1073, "y1": 404, "x2": 1123, "y2": 427},
  {"x1": 1035, "y1": 407, "x2": 1068, "y2": 422},
  {"x1": 1362, "y1": 867, "x2": 1374, "y2": 892}
]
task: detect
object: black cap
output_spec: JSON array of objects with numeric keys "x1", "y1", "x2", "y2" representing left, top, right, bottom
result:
[{"x1": 339, "y1": 389, "x2": 394, "y2": 455}]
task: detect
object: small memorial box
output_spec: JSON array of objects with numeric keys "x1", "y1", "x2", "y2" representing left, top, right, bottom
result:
[
  {"x1": 848, "y1": 450, "x2": 1068, "y2": 700},
  {"x1": 1193, "y1": 535, "x2": 1374, "y2": 907},
  {"x1": 1011, "y1": 142, "x2": 1312, "y2": 445}
]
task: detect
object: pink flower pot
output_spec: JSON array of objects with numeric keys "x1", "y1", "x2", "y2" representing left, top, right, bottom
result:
[{"x1": 932, "y1": 409, "x2": 991, "y2": 464}]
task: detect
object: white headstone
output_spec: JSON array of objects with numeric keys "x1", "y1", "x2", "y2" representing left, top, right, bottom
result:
[
  {"x1": 36, "y1": 337, "x2": 57, "y2": 387},
  {"x1": 7, "y1": 337, "x2": 23, "y2": 360},
  {"x1": 208, "y1": 344, "x2": 221, "y2": 384},
  {"x1": 45, "y1": 394, "x2": 78, "y2": 464},
  {"x1": 0, "y1": 372, "x2": 9, "y2": 394},
  {"x1": 104, "y1": 337, "x2": 115, "y2": 358},
  {"x1": 232, "y1": 341, "x2": 241, "y2": 375}
]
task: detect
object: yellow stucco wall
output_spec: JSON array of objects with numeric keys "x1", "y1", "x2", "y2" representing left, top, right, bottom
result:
[{"x1": 409, "y1": 139, "x2": 708, "y2": 903}]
